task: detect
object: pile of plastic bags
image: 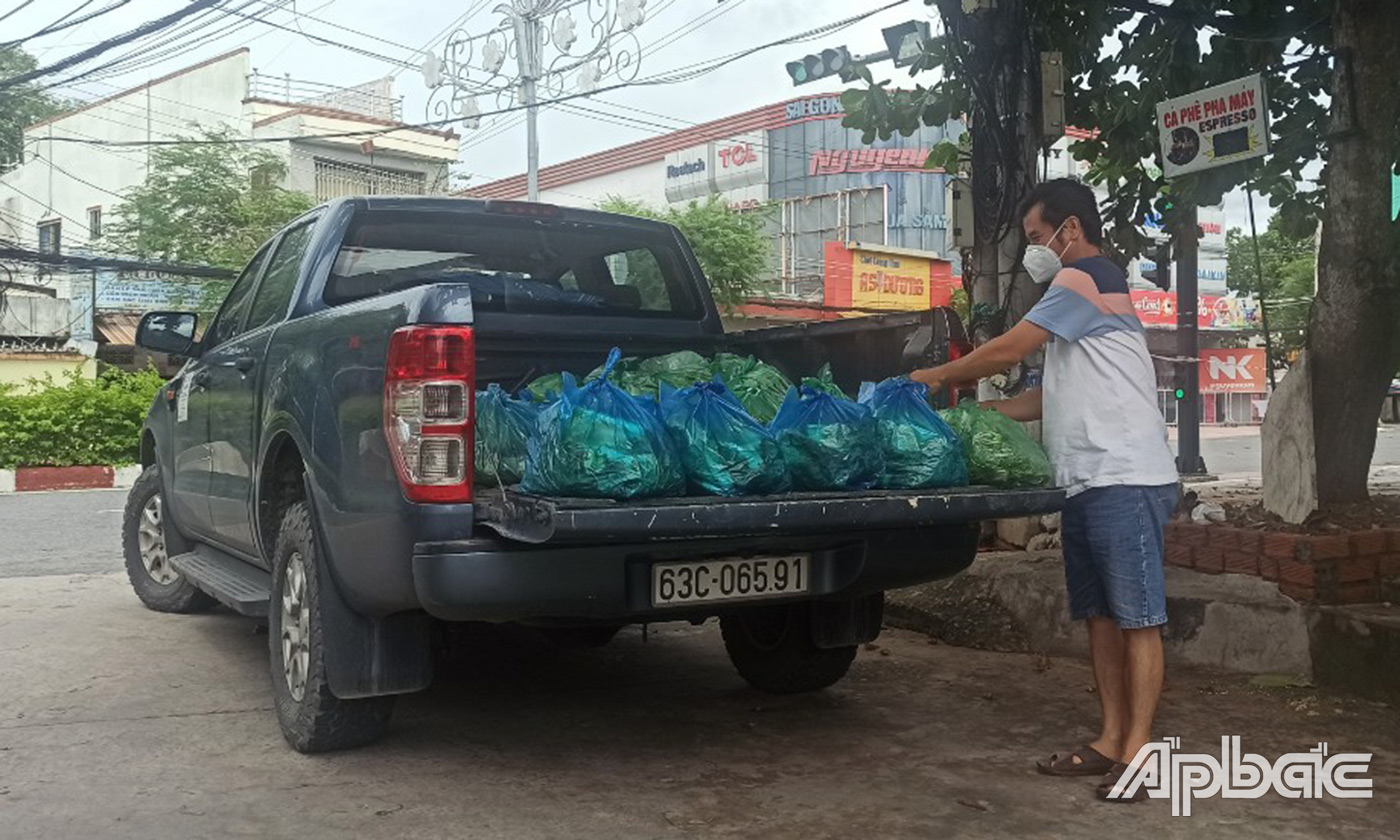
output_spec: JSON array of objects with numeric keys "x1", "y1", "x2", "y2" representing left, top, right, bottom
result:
[
  {"x1": 484, "y1": 349, "x2": 1052, "y2": 501},
  {"x1": 858, "y1": 378, "x2": 968, "y2": 490},
  {"x1": 520, "y1": 349, "x2": 685, "y2": 500},
  {"x1": 939, "y1": 402, "x2": 1054, "y2": 488}
]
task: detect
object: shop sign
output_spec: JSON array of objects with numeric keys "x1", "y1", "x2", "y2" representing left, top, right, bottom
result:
[
  {"x1": 809, "y1": 147, "x2": 932, "y2": 176},
  {"x1": 1200, "y1": 348, "x2": 1267, "y2": 393},
  {"x1": 1131, "y1": 291, "x2": 1263, "y2": 330},
  {"x1": 823, "y1": 241, "x2": 956, "y2": 311},
  {"x1": 1156, "y1": 73, "x2": 1269, "y2": 178},
  {"x1": 784, "y1": 95, "x2": 843, "y2": 122}
]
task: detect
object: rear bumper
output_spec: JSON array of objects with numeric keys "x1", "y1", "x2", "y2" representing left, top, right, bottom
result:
[{"x1": 411, "y1": 525, "x2": 980, "y2": 623}]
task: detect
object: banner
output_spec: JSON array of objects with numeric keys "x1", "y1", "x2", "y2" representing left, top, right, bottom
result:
[{"x1": 1131, "y1": 291, "x2": 1263, "y2": 330}]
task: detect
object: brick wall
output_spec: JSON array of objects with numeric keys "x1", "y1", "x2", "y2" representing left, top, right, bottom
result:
[{"x1": 1164, "y1": 522, "x2": 1400, "y2": 604}]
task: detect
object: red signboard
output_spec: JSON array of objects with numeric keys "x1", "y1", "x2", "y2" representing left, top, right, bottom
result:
[
  {"x1": 1199, "y1": 348, "x2": 1267, "y2": 393},
  {"x1": 808, "y1": 147, "x2": 936, "y2": 176},
  {"x1": 1131, "y1": 291, "x2": 1263, "y2": 330}
]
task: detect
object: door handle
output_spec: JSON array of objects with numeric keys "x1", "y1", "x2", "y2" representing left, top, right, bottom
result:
[
  {"x1": 192, "y1": 370, "x2": 211, "y2": 388},
  {"x1": 234, "y1": 356, "x2": 257, "y2": 373}
]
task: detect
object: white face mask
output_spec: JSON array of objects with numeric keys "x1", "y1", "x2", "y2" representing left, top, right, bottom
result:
[{"x1": 1023, "y1": 219, "x2": 1074, "y2": 284}]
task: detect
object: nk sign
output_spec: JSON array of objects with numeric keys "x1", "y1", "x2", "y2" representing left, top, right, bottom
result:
[{"x1": 1156, "y1": 74, "x2": 1269, "y2": 178}]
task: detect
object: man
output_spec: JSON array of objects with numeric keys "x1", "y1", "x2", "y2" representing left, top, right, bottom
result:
[{"x1": 911, "y1": 178, "x2": 1179, "y2": 801}]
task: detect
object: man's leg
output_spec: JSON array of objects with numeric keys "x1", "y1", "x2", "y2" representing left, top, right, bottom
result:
[
  {"x1": 1120, "y1": 626, "x2": 1165, "y2": 766},
  {"x1": 1086, "y1": 616, "x2": 1128, "y2": 762}
]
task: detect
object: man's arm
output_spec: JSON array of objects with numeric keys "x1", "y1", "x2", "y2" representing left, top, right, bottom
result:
[
  {"x1": 909, "y1": 319, "x2": 1052, "y2": 393},
  {"x1": 987, "y1": 388, "x2": 1043, "y2": 421}
]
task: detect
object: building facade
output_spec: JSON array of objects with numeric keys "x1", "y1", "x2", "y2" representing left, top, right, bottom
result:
[{"x1": 0, "y1": 49, "x2": 459, "y2": 382}]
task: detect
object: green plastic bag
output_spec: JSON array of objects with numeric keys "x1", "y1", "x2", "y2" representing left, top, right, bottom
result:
[
  {"x1": 473, "y1": 384, "x2": 539, "y2": 486},
  {"x1": 640, "y1": 350, "x2": 713, "y2": 392},
  {"x1": 659, "y1": 380, "x2": 789, "y2": 496},
  {"x1": 711, "y1": 353, "x2": 793, "y2": 425},
  {"x1": 525, "y1": 372, "x2": 568, "y2": 403},
  {"x1": 584, "y1": 355, "x2": 654, "y2": 398},
  {"x1": 521, "y1": 349, "x2": 685, "y2": 499},
  {"x1": 858, "y1": 378, "x2": 969, "y2": 490},
  {"x1": 770, "y1": 386, "x2": 882, "y2": 491},
  {"x1": 801, "y1": 363, "x2": 847, "y2": 400},
  {"x1": 939, "y1": 402, "x2": 1053, "y2": 488}
]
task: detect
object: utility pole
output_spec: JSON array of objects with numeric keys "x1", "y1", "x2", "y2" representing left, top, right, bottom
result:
[{"x1": 1175, "y1": 205, "x2": 1207, "y2": 475}]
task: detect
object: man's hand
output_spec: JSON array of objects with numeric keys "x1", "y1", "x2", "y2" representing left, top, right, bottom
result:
[{"x1": 909, "y1": 366, "x2": 948, "y2": 394}]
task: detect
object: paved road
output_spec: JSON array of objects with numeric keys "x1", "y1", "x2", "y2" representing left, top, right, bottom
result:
[
  {"x1": 2, "y1": 492, "x2": 1399, "y2": 838},
  {"x1": 1188, "y1": 425, "x2": 1400, "y2": 478}
]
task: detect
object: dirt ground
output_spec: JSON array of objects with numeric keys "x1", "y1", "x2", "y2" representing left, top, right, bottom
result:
[{"x1": 1, "y1": 573, "x2": 1398, "y2": 839}]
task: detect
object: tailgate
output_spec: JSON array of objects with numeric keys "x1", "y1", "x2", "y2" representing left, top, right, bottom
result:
[{"x1": 474, "y1": 487, "x2": 1065, "y2": 544}]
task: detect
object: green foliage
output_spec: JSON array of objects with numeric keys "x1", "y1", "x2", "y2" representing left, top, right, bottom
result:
[
  {"x1": 841, "y1": 0, "x2": 1333, "y2": 258},
  {"x1": 1226, "y1": 217, "x2": 1317, "y2": 360},
  {"x1": 0, "y1": 368, "x2": 165, "y2": 468},
  {"x1": 104, "y1": 127, "x2": 315, "y2": 276},
  {"x1": 597, "y1": 195, "x2": 772, "y2": 307},
  {"x1": 0, "y1": 47, "x2": 67, "y2": 165}
]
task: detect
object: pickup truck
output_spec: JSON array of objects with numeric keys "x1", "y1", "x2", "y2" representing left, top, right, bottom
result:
[{"x1": 124, "y1": 197, "x2": 1062, "y2": 753}]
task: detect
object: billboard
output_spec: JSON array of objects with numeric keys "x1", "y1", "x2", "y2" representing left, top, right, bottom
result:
[
  {"x1": 1131, "y1": 291, "x2": 1263, "y2": 330},
  {"x1": 663, "y1": 133, "x2": 767, "y2": 204},
  {"x1": 1156, "y1": 74, "x2": 1269, "y2": 178},
  {"x1": 1200, "y1": 348, "x2": 1267, "y2": 393},
  {"x1": 823, "y1": 241, "x2": 956, "y2": 311}
]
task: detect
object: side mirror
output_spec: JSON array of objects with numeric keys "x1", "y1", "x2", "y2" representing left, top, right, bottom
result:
[{"x1": 136, "y1": 311, "x2": 199, "y2": 357}]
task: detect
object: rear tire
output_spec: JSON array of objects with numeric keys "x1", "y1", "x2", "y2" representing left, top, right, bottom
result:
[
  {"x1": 269, "y1": 500, "x2": 395, "y2": 753},
  {"x1": 122, "y1": 465, "x2": 216, "y2": 614},
  {"x1": 720, "y1": 601, "x2": 857, "y2": 694}
]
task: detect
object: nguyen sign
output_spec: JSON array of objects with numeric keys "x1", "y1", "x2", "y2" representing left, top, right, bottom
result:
[{"x1": 1156, "y1": 74, "x2": 1269, "y2": 178}]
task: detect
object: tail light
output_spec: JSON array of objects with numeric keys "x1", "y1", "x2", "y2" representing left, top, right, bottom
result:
[{"x1": 384, "y1": 325, "x2": 475, "y2": 503}]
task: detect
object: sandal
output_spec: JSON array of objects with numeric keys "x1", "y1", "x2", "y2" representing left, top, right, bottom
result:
[
  {"x1": 1096, "y1": 763, "x2": 1149, "y2": 803},
  {"x1": 1035, "y1": 745, "x2": 1116, "y2": 776}
]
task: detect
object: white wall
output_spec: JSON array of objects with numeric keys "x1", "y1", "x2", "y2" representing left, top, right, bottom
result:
[
  {"x1": 535, "y1": 160, "x2": 670, "y2": 208},
  {"x1": 0, "y1": 51, "x2": 252, "y2": 254}
]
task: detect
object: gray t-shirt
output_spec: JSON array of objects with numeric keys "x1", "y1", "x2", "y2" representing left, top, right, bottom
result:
[{"x1": 1023, "y1": 256, "x2": 1178, "y2": 497}]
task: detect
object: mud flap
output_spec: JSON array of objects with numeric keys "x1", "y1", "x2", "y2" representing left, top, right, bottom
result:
[
  {"x1": 810, "y1": 591, "x2": 885, "y2": 649},
  {"x1": 303, "y1": 477, "x2": 433, "y2": 699}
]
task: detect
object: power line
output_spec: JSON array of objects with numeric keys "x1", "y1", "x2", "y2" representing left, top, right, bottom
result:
[
  {"x1": 255, "y1": 0, "x2": 421, "y2": 56},
  {"x1": 29, "y1": 1, "x2": 910, "y2": 149},
  {"x1": 218, "y1": 3, "x2": 420, "y2": 70},
  {"x1": 0, "y1": 0, "x2": 38, "y2": 25},
  {"x1": 2, "y1": 1, "x2": 132, "y2": 50},
  {"x1": 0, "y1": 0, "x2": 232, "y2": 91}
]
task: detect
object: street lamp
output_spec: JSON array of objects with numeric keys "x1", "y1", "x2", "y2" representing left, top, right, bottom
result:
[{"x1": 423, "y1": 0, "x2": 649, "y2": 201}]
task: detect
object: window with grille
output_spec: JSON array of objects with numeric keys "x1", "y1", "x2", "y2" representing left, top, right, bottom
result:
[
  {"x1": 88, "y1": 206, "x2": 102, "y2": 240},
  {"x1": 313, "y1": 157, "x2": 428, "y2": 201},
  {"x1": 37, "y1": 220, "x2": 61, "y2": 254},
  {"x1": 776, "y1": 187, "x2": 887, "y2": 299}
]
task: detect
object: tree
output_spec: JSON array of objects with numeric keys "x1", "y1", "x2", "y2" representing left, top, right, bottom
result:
[
  {"x1": 1225, "y1": 218, "x2": 1316, "y2": 363},
  {"x1": 842, "y1": 0, "x2": 1400, "y2": 504},
  {"x1": 104, "y1": 128, "x2": 315, "y2": 269},
  {"x1": 0, "y1": 46, "x2": 66, "y2": 166},
  {"x1": 596, "y1": 196, "x2": 771, "y2": 308}
]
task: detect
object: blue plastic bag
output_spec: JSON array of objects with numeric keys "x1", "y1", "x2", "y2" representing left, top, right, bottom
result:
[
  {"x1": 659, "y1": 380, "x2": 789, "y2": 497},
  {"x1": 521, "y1": 348, "x2": 685, "y2": 500},
  {"x1": 857, "y1": 378, "x2": 969, "y2": 490},
  {"x1": 473, "y1": 384, "x2": 541, "y2": 487},
  {"x1": 769, "y1": 386, "x2": 882, "y2": 491}
]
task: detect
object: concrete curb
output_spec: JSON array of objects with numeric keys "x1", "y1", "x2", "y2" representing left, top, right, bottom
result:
[
  {"x1": 886, "y1": 551, "x2": 1314, "y2": 677},
  {"x1": 0, "y1": 465, "x2": 142, "y2": 494}
]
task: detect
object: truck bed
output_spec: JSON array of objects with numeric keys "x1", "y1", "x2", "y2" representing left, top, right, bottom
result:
[{"x1": 474, "y1": 486, "x2": 1065, "y2": 544}]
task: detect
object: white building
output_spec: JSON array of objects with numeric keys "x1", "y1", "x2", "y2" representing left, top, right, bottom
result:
[{"x1": 0, "y1": 49, "x2": 459, "y2": 383}]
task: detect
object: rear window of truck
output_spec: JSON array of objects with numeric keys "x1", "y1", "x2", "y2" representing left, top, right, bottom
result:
[{"x1": 325, "y1": 210, "x2": 703, "y2": 317}]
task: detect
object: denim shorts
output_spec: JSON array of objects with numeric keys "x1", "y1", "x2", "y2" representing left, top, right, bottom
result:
[{"x1": 1061, "y1": 483, "x2": 1180, "y2": 629}]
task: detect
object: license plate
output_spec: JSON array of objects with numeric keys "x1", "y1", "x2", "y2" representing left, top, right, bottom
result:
[{"x1": 651, "y1": 555, "x2": 809, "y2": 607}]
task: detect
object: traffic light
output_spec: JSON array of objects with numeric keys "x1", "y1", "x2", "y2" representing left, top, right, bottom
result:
[
  {"x1": 1141, "y1": 242, "x2": 1172, "y2": 291},
  {"x1": 786, "y1": 47, "x2": 854, "y2": 86},
  {"x1": 1173, "y1": 362, "x2": 1189, "y2": 401}
]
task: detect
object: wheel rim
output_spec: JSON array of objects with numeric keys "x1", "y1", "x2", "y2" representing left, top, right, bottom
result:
[
  {"x1": 740, "y1": 605, "x2": 793, "y2": 653},
  {"x1": 280, "y1": 551, "x2": 311, "y2": 702},
  {"x1": 137, "y1": 494, "x2": 180, "y2": 586}
]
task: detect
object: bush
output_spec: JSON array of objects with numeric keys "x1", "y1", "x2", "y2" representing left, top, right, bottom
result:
[{"x1": 0, "y1": 368, "x2": 165, "y2": 468}]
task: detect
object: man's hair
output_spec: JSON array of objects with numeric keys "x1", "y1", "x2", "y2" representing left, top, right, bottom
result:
[{"x1": 1017, "y1": 178, "x2": 1104, "y2": 245}]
